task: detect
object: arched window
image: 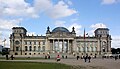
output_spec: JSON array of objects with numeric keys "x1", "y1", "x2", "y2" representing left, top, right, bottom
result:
[
  {"x1": 78, "y1": 47, "x2": 80, "y2": 52},
  {"x1": 25, "y1": 46, "x2": 27, "y2": 51},
  {"x1": 29, "y1": 46, "x2": 32, "y2": 51},
  {"x1": 102, "y1": 41, "x2": 106, "y2": 46},
  {"x1": 87, "y1": 47, "x2": 89, "y2": 52},
  {"x1": 81, "y1": 47, "x2": 84, "y2": 52},
  {"x1": 95, "y1": 47, "x2": 97, "y2": 52},
  {"x1": 91, "y1": 47, "x2": 93, "y2": 52},
  {"x1": 34, "y1": 46, "x2": 36, "y2": 51},
  {"x1": 42, "y1": 46, "x2": 45, "y2": 51},
  {"x1": 38, "y1": 46, "x2": 41, "y2": 51}
]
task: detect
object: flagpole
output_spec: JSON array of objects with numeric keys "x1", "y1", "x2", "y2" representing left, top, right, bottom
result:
[
  {"x1": 4, "y1": 41, "x2": 5, "y2": 47},
  {"x1": 3, "y1": 39, "x2": 6, "y2": 47},
  {"x1": 84, "y1": 28, "x2": 86, "y2": 56}
]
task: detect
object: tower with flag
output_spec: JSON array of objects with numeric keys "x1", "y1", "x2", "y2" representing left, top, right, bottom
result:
[{"x1": 83, "y1": 28, "x2": 86, "y2": 55}]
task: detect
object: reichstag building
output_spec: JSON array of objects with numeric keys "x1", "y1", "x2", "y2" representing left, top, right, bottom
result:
[{"x1": 10, "y1": 26, "x2": 112, "y2": 56}]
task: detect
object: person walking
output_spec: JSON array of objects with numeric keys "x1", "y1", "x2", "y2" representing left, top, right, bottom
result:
[
  {"x1": 11, "y1": 55, "x2": 14, "y2": 60},
  {"x1": 115, "y1": 55, "x2": 118, "y2": 60},
  {"x1": 48, "y1": 55, "x2": 50, "y2": 59},
  {"x1": 6, "y1": 54, "x2": 9, "y2": 60},
  {"x1": 56, "y1": 55, "x2": 60, "y2": 62},
  {"x1": 65, "y1": 55, "x2": 67, "y2": 59},
  {"x1": 77, "y1": 55, "x2": 79, "y2": 60},
  {"x1": 88, "y1": 56, "x2": 91, "y2": 63},
  {"x1": 84, "y1": 55, "x2": 88, "y2": 62}
]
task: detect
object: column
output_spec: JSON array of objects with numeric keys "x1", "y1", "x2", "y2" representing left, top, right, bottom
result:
[
  {"x1": 62, "y1": 39, "x2": 64, "y2": 53},
  {"x1": 68, "y1": 40, "x2": 69, "y2": 53},
  {"x1": 58, "y1": 39, "x2": 59, "y2": 52},
  {"x1": 53, "y1": 39, "x2": 54, "y2": 51}
]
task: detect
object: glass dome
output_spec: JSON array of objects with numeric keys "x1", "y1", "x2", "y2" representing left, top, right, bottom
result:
[{"x1": 52, "y1": 27, "x2": 70, "y2": 33}]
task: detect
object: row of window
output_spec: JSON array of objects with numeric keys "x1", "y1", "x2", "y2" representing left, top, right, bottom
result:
[
  {"x1": 25, "y1": 46, "x2": 45, "y2": 51},
  {"x1": 15, "y1": 46, "x2": 45, "y2": 51},
  {"x1": 24, "y1": 41, "x2": 45, "y2": 45},
  {"x1": 98, "y1": 31, "x2": 108, "y2": 34},
  {"x1": 13, "y1": 30, "x2": 22, "y2": 33},
  {"x1": 78, "y1": 42, "x2": 97, "y2": 47},
  {"x1": 77, "y1": 47, "x2": 97, "y2": 52}
]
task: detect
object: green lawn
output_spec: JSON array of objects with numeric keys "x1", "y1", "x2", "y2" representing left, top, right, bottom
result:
[{"x1": 0, "y1": 61, "x2": 73, "y2": 69}]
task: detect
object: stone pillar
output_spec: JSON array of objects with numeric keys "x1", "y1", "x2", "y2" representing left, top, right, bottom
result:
[
  {"x1": 108, "y1": 41, "x2": 111, "y2": 53},
  {"x1": 58, "y1": 39, "x2": 59, "y2": 52},
  {"x1": 68, "y1": 40, "x2": 69, "y2": 53},
  {"x1": 53, "y1": 39, "x2": 54, "y2": 51},
  {"x1": 62, "y1": 39, "x2": 64, "y2": 53}
]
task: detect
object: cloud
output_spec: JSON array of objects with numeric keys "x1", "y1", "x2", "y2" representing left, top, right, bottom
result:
[
  {"x1": 0, "y1": 19, "x2": 21, "y2": 31},
  {"x1": 0, "y1": 0, "x2": 77, "y2": 19},
  {"x1": 0, "y1": 0, "x2": 38, "y2": 18},
  {"x1": 47, "y1": 1, "x2": 77, "y2": 19},
  {"x1": 68, "y1": 23, "x2": 82, "y2": 35},
  {"x1": 101, "y1": 0, "x2": 119, "y2": 4},
  {"x1": 90, "y1": 23, "x2": 107, "y2": 29},
  {"x1": 34, "y1": 0, "x2": 52, "y2": 12},
  {"x1": 55, "y1": 20, "x2": 66, "y2": 27},
  {"x1": 0, "y1": 19, "x2": 21, "y2": 47},
  {"x1": 111, "y1": 35, "x2": 120, "y2": 48},
  {"x1": 88, "y1": 23, "x2": 107, "y2": 36}
]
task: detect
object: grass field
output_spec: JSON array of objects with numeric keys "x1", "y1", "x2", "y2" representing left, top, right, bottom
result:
[{"x1": 0, "y1": 61, "x2": 73, "y2": 69}]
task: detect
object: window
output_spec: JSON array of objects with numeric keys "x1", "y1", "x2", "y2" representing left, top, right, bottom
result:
[
  {"x1": 81, "y1": 47, "x2": 84, "y2": 52},
  {"x1": 102, "y1": 41, "x2": 106, "y2": 46},
  {"x1": 29, "y1": 46, "x2": 32, "y2": 51},
  {"x1": 38, "y1": 46, "x2": 41, "y2": 51},
  {"x1": 42, "y1": 46, "x2": 45, "y2": 51},
  {"x1": 95, "y1": 47, "x2": 97, "y2": 52},
  {"x1": 16, "y1": 47, "x2": 19, "y2": 51},
  {"x1": 90, "y1": 42, "x2": 92, "y2": 47},
  {"x1": 25, "y1": 46, "x2": 27, "y2": 51},
  {"x1": 103, "y1": 48, "x2": 105, "y2": 52},
  {"x1": 91, "y1": 47, "x2": 93, "y2": 52},
  {"x1": 43, "y1": 41, "x2": 45, "y2": 45},
  {"x1": 15, "y1": 41, "x2": 20, "y2": 45},
  {"x1": 30, "y1": 41, "x2": 32, "y2": 45},
  {"x1": 36, "y1": 41, "x2": 38, "y2": 45},
  {"x1": 87, "y1": 47, "x2": 89, "y2": 52},
  {"x1": 25, "y1": 41, "x2": 27, "y2": 45},
  {"x1": 78, "y1": 47, "x2": 80, "y2": 52},
  {"x1": 34, "y1": 41, "x2": 36, "y2": 45},
  {"x1": 39, "y1": 42, "x2": 40, "y2": 45},
  {"x1": 34, "y1": 46, "x2": 36, "y2": 51}
]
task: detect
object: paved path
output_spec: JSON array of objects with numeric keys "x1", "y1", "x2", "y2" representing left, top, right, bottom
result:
[{"x1": 0, "y1": 58, "x2": 120, "y2": 69}]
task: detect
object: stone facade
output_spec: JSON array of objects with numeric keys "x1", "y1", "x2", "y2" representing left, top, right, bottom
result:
[{"x1": 10, "y1": 27, "x2": 112, "y2": 56}]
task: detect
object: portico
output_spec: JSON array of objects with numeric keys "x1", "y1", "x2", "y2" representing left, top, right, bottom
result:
[{"x1": 49, "y1": 38, "x2": 74, "y2": 53}]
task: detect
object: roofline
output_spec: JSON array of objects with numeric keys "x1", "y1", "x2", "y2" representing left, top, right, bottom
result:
[{"x1": 12, "y1": 27, "x2": 27, "y2": 32}]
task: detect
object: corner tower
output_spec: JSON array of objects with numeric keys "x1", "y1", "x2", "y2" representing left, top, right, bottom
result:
[
  {"x1": 95, "y1": 28, "x2": 112, "y2": 55},
  {"x1": 10, "y1": 27, "x2": 27, "y2": 55}
]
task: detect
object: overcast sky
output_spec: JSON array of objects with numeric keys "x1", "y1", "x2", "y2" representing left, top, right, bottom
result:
[{"x1": 0, "y1": 0, "x2": 120, "y2": 48}]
